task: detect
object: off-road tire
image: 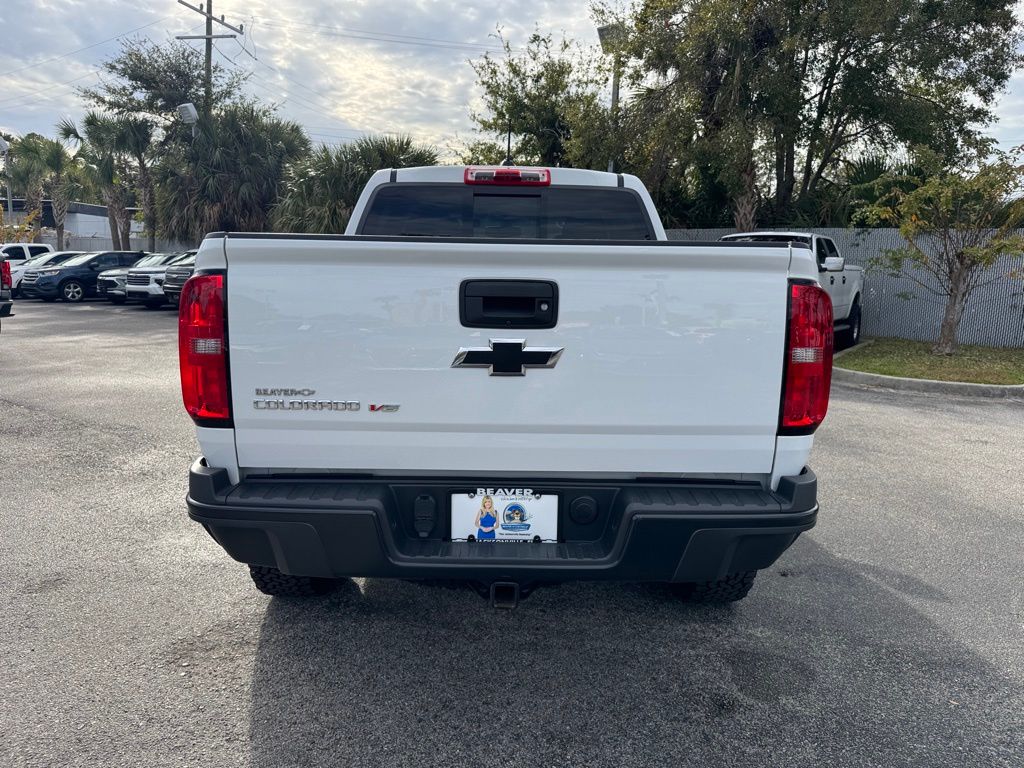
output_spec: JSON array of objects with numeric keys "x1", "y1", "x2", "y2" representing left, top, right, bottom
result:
[
  {"x1": 248, "y1": 565, "x2": 338, "y2": 597},
  {"x1": 674, "y1": 571, "x2": 757, "y2": 604}
]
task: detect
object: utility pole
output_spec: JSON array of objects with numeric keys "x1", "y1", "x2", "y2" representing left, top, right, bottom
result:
[
  {"x1": 608, "y1": 55, "x2": 620, "y2": 173},
  {"x1": 597, "y1": 23, "x2": 627, "y2": 174},
  {"x1": 204, "y1": 0, "x2": 213, "y2": 112},
  {"x1": 176, "y1": 0, "x2": 243, "y2": 117}
]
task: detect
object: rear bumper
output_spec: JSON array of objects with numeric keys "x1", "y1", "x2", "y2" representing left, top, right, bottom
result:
[{"x1": 187, "y1": 461, "x2": 818, "y2": 584}]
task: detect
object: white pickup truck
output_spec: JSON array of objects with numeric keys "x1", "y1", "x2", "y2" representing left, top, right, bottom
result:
[
  {"x1": 181, "y1": 166, "x2": 833, "y2": 608},
  {"x1": 721, "y1": 232, "x2": 864, "y2": 346}
]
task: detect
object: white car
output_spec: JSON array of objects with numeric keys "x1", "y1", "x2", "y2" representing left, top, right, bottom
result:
[
  {"x1": 721, "y1": 232, "x2": 865, "y2": 345},
  {"x1": 180, "y1": 165, "x2": 833, "y2": 607},
  {"x1": 125, "y1": 252, "x2": 195, "y2": 308},
  {"x1": 1, "y1": 242, "x2": 54, "y2": 274},
  {"x1": 8, "y1": 251, "x2": 82, "y2": 297}
]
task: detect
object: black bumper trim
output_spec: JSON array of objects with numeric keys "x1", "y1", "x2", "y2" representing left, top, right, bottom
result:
[{"x1": 187, "y1": 461, "x2": 818, "y2": 583}]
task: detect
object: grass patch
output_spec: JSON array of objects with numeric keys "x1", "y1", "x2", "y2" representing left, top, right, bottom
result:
[{"x1": 836, "y1": 338, "x2": 1024, "y2": 385}]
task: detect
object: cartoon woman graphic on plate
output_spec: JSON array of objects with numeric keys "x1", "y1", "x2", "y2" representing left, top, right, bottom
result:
[{"x1": 474, "y1": 495, "x2": 499, "y2": 540}]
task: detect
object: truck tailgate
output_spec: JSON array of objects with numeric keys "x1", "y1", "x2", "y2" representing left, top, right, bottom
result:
[{"x1": 225, "y1": 237, "x2": 791, "y2": 476}]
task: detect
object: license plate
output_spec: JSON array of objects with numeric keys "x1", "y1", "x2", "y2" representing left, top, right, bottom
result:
[{"x1": 450, "y1": 488, "x2": 557, "y2": 542}]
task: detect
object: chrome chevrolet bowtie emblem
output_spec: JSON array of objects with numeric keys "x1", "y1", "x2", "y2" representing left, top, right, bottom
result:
[{"x1": 451, "y1": 339, "x2": 564, "y2": 376}]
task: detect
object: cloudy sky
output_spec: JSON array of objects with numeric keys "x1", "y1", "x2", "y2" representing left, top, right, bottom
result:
[{"x1": 1, "y1": 0, "x2": 1023, "y2": 154}]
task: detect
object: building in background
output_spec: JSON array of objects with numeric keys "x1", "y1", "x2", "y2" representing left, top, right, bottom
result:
[{"x1": 3, "y1": 199, "x2": 144, "y2": 237}]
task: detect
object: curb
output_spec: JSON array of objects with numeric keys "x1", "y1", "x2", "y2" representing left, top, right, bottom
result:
[{"x1": 832, "y1": 342, "x2": 1024, "y2": 399}]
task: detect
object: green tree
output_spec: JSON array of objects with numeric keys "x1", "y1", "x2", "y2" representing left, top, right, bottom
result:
[
  {"x1": 59, "y1": 113, "x2": 134, "y2": 250},
  {"x1": 24, "y1": 138, "x2": 80, "y2": 250},
  {"x1": 273, "y1": 135, "x2": 438, "y2": 234},
  {"x1": 860, "y1": 149, "x2": 1024, "y2": 355},
  {"x1": 112, "y1": 117, "x2": 158, "y2": 251},
  {"x1": 157, "y1": 104, "x2": 309, "y2": 242},
  {"x1": 8, "y1": 134, "x2": 48, "y2": 233},
  {"x1": 628, "y1": 0, "x2": 1023, "y2": 226},
  {"x1": 79, "y1": 38, "x2": 247, "y2": 125},
  {"x1": 470, "y1": 31, "x2": 609, "y2": 167}
]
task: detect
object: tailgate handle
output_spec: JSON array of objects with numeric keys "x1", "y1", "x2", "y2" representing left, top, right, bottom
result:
[{"x1": 460, "y1": 280, "x2": 558, "y2": 329}]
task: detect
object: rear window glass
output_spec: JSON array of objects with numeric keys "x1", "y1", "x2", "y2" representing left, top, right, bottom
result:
[{"x1": 359, "y1": 184, "x2": 654, "y2": 240}]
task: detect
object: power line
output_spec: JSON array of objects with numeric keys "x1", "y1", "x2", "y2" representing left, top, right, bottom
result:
[
  {"x1": 0, "y1": 21, "x2": 208, "y2": 116},
  {"x1": 221, "y1": 12, "x2": 507, "y2": 53},
  {"x1": 176, "y1": 0, "x2": 244, "y2": 115},
  {"x1": 0, "y1": 70, "x2": 102, "y2": 110},
  {"x1": 221, "y1": 58, "x2": 342, "y2": 122},
  {"x1": 210, "y1": 46, "x2": 369, "y2": 133},
  {"x1": 4, "y1": 16, "x2": 175, "y2": 78},
  {"x1": 253, "y1": 18, "x2": 505, "y2": 53},
  {"x1": 247, "y1": 51, "x2": 346, "y2": 110},
  {"x1": 240, "y1": 69, "x2": 434, "y2": 142}
]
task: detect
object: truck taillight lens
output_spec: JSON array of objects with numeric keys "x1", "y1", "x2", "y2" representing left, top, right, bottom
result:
[
  {"x1": 464, "y1": 166, "x2": 551, "y2": 186},
  {"x1": 1, "y1": 260, "x2": 10, "y2": 289},
  {"x1": 780, "y1": 282, "x2": 833, "y2": 435},
  {"x1": 179, "y1": 273, "x2": 231, "y2": 424}
]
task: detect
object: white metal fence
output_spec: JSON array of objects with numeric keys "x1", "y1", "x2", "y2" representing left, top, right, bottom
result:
[{"x1": 667, "y1": 228, "x2": 1024, "y2": 348}]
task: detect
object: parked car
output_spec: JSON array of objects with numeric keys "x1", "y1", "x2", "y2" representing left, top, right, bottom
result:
[
  {"x1": 20, "y1": 251, "x2": 145, "y2": 302},
  {"x1": 1, "y1": 242, "x2": 53, "y2": 266},
  {"x1": 99, "y1": 252, "x2": 186, "y2": 305},
  {"x1": 125, "y1": 251, "x2": 196, "y2": 308},
  {"x1": 720, "y1": 232, "x2": 865, "y2": 345},
  {"x1": 182, "y1": 165, "x2": 832, "y2": 606},
  {"x1": 9, "y1": 251, "x2": 83, "y2": 297},
  {"x1": 161, "y1": 252, "x2": 198, "y2": 305},
  {"x1": 0, "y1": 256, "x2": 13, "y2": 331}
]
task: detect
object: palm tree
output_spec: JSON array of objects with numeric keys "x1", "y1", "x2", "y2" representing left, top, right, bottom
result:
[
  {"x1": 58, "y1": 112, "x2": 132, "y2": 250},
  {"x1": 23, "y1": 138, "x2": 80, "y2": 250},
  {"x1": 112, "y1": 117, "x2": 157, "y2": 251},
  {"x1": 157, "y1": 103, "x2": 310, "y2": 242},
  {"x1": 9, "y1": 135, "x2": 47, "y2": 234},
  {"x1": 273, "y1": 135, "x2": 438, "y2": 234}
]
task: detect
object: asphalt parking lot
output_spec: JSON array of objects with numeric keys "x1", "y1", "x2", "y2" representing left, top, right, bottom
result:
[{"x1": 2, "y1": 300, "x2": 1023, "y2": 768}]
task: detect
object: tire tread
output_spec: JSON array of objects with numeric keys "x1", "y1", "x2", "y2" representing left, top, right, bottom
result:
[
  {"x1": 676, "y1": 570, "x2": 757, "y2": 604},
  {"x1": 248, "y1": 565, "x2": 337, "y2": 597}
]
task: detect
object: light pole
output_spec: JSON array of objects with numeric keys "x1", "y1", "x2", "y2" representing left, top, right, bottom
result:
[
  {"x1": 597, "y1": 23, "x2": 626, "y2": 173},
  {"x1": 177, "y1": 102, "x2": 200, "y2": 138},
  {"x1": 0, "y1": 136, "x2": 12, "y2": 220}
]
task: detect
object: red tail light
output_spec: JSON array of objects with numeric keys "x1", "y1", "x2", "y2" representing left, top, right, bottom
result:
[
  {"x1": 1, "y1": 260, "x2": 10, "y2": 289},
  {"x1": 179, "y1": 273, "x2": 231, "y2": 424},
  {"x1": 780, "y1": 282, "x2": 833, "y2": 434},
  {"x1": 464, "y1": 166, "x2": 551, "y2": 186}
]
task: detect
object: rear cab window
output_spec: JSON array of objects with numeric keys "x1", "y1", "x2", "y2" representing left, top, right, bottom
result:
[{"x1": 357, "y1": 184, "x2": 655, "y2": 240}]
